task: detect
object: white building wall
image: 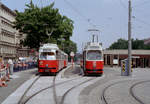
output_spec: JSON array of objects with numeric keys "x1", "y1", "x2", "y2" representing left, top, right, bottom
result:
[
  {"x1": 0, "y1": 2, "x2": 17, "y2": 62},
  {"x1": 0, "y1": 2, "x2": 31, "y2": 62}
]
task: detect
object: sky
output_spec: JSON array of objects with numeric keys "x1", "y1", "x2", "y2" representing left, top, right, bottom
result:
[{"x1": 1, "y1": 0, "x2": 150, "y2": 52}]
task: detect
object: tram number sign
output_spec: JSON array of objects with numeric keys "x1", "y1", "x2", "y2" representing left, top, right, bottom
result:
[{"x1": 70, "y1": 52, "x2": 75, "y2": 57}]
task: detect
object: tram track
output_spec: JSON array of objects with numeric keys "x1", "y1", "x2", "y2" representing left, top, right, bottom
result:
[
  {"x1": 53, "y1": 65, "x2": 99, "y2": 104},
  {"x1": 18, "y1": 65, "x2": 99, "y2": 104},
  {"x1": 101, "y1": 79, "x2": 150, "y2": 104},
  {"x1": 18, "y1": 66, "x2": 82, "y2": 104},
  {"x1": 101, "y1": 80, "x2": 127, "y2": 104},
  {"x1": 18, "y1": 76, "x2": 41, "y2": 104},
  {"x1": 130, "y1": 80, "x2": 150, "y2": 104},
  {"x1": 59, "y1": 77, "x2": 96, "y2": 104},
  {"x1": 23, "y1": 76, "x2": 81, "y2": 104},
  {"x1": 53, "y1": 65, "x2": 82, "y2": 104}
]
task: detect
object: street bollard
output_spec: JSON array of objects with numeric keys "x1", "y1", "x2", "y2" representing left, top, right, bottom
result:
[{"x1": 121, "y1": 59, "x2": 129, "y2": 76}]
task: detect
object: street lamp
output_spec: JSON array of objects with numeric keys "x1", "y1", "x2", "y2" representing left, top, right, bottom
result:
[
  {"x1": 47, "y1": 28, "x2": 54, "y2": 43},
  {"x1": 43, "y1": 24, "x2": 54, "y2": 43}
]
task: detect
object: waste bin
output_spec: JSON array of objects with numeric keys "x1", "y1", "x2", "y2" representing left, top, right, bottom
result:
[{"x1": 121, "y1": 59, "x2": 129, "y2": 76}]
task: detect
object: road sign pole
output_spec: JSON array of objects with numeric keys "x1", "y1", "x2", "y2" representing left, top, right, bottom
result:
[
  {"x1": 70, "y1": 52, "x2": 75, "y2": 69},
  {"x1": 71, "y1": 56, "x2": 74, "y2": 69}
]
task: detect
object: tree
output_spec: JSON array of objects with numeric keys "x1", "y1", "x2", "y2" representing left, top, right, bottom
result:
[
  {"x1": 14, "y1": 1, "x2": 74, "y2": 51},
  {"x1": 109, "y1": 38, "x2": 128, "y2": 49},
  {"x1": 108, "y1": 38, "x2": 150, "y2": 50},
  {"x1": 61, "y1": 40, "x2": 77, "y2": 61},
  {"x1": 132, "y1": 39, "x2": 150, "y2": 49}
]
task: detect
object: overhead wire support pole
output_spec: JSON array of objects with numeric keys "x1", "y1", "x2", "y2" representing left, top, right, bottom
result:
[{"x1": 128, "y1": 0, "x2": 132, "y2": 76}]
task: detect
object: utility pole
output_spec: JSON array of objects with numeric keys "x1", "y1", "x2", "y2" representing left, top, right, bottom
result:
[{"x1": 128, "y1": 0, "x2": 132, "y2": 76}]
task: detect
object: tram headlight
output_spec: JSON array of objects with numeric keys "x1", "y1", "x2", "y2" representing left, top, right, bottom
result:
[
  {"x1": 93, "y1": 61, "x2": 96, "y2": 68},
  {"x1": 39, "y1": 61, "x2": 43, "y2": 65},
  {"x1": 46, "y1": 64, "x2": 48, "y2": 67}
]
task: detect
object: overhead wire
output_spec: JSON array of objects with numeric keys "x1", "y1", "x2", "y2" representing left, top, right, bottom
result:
[
  {"x1": 117, "y1": 0, "x2": 150, "y2": 29},
  {"x1": 119, "y1": 0, "x2": 127, "y2": 9},
  {"x1": 37, "y1": 0, "x2": 50, "y2": 8},
  {"x1": 133, "y1": 0, "x2": 150, "y2": 8},
  {"x1": 37, "y1": 0, "x2": 42, "y2": 8},
  {"x1": 63, "y1": 0, "x2": 96, "y2": 27},
  {"x1": 132, "y1": 0, "x2": 150, "y2": 28},
  {"x1": 133, "y1": 17, "x2": 150, "y2": 27}
]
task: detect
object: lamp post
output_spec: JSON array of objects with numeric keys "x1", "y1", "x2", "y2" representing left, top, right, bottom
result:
[
  {"x1": 47, "y1": 28, "x2": 54, "y2": 43},
  {"x1": 44, "y1": 23, "x2": 54, "y2": 43}
]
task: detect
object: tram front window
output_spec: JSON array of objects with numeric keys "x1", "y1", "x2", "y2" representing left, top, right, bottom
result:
[
  {"x1": 87, "y1": 51, "x2": 102, "y2": 60},
  {"x1": 40, "y1": 52, "x2": 56, "y2": 60}
]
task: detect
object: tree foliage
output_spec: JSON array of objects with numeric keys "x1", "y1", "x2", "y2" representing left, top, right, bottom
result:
[
  {"x1": 108, "y1": 38, "x2": 150, "y2": 50},
  {"x1": 109, "y1": 38, "x2": 128, "y2": 49},
  {"x1": 14, "y1": 1, "x2": 76, "y2": 53}
]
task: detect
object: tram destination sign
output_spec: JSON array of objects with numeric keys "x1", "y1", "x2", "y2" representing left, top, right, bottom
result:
[{"x1": 43, "y1": 49, "x2": 51, "y2": 52}]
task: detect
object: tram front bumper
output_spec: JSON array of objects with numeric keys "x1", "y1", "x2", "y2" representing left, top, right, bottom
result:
[
  {"x1": 86, "y1": 69, "x2": 103, "y2": 74},
  {"x1": 38, "y1": 67, "x2": 57, "y2": 73}
]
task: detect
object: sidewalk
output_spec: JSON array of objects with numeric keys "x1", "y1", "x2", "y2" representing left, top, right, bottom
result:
[{"x1": 0, "y1": 68, "x2": 38, "y2": 103}]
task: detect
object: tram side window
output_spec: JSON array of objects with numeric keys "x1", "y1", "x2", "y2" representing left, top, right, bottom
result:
[
  {"x1": 87, "y1": 51, "x2": 102, "y2": 60},
  {"x1": 56, "y1": 51, "x2": 61, "y2": 60}
]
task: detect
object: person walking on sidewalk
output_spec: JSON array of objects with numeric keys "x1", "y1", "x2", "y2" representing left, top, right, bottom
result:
[{"x1": 8, "y1": 59, "x2": 14, "y2": 75}]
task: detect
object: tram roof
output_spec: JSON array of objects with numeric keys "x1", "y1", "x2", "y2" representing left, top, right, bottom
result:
[
  {"x1": 84, "y1": 42, "x2": 102, "y2": 51},
  {"x1": 39, "y1": 43, "x2": 59, "y2": 52}
]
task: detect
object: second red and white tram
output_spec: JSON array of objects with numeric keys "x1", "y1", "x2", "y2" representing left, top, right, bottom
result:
[
  {"x1": 38, "y1": 43, "x2": 68, "y2": 74},
  {"x1": 82, "y1": 42, "x2": 104, "y2": 75}
]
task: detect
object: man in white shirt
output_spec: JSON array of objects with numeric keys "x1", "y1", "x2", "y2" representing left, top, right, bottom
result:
[{"x1": 8, "y1": 59, "x2": 14, "y2": 75}]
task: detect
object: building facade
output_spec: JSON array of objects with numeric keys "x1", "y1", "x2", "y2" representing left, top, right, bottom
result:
[
  {"x1": 0, "y1": 2, "x2": 17, "y2": 63},
  {"x1": 0, "y1": 2, "x2": 30, "y2": 63},
  {"x1": 16, "y1": 33, "x2": 30, "y2": 58},
  {"x1": 103, "y1": 50, "x2": 150, "y2": 68}
]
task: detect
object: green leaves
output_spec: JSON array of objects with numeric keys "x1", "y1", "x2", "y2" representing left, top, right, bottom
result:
[
  {"x1": 108, "y1": 38, "x2": 150, "y2": 50},
  {"x1": 14, "y1": 1, "x2": 75, "y2": 52}
]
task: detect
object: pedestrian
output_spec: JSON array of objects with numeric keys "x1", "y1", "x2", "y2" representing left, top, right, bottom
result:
[
  {"x1": 8, "y1": 59, "x2": 14, "y2": 75},
  {"x1": 0, "y1": 56, "x2": 3, "y2": 69}
]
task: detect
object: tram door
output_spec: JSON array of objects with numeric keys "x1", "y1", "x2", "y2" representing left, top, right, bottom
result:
[{"x1": 83, "y1": 51, "x2": 86, "y2": 71}]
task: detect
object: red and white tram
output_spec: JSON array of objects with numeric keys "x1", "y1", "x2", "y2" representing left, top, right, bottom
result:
[
  {"x1": 82, "y1": 42, "x2": 104, "y2": 75},
  {"x1": 38, "y1": 43, "x2": 68, "y2": 74}
]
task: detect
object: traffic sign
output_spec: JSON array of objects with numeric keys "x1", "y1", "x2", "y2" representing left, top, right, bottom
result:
[{"x1": 70, "y1": 52, "x2": 75, "y2": 57}]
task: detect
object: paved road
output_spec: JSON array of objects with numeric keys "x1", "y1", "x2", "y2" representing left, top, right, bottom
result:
[
  {"x1": 2, "y1": 66, "x2": 150, "y2": 104},
  {"x1": 79, "y1": 67, "x2": 121, "y2": 104},
  {"x1": 63, "y1": 65, "x2": 82, "y2": 78},
  {"x1": 0, "y1": 68, "x2": 38, "y2": 103},
  {"x1": 1, "y1": 65, "x2": 101, "y2": 104},
  {"x1": 79, "y1": 67, "x2": 150, "y2": 104}
]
